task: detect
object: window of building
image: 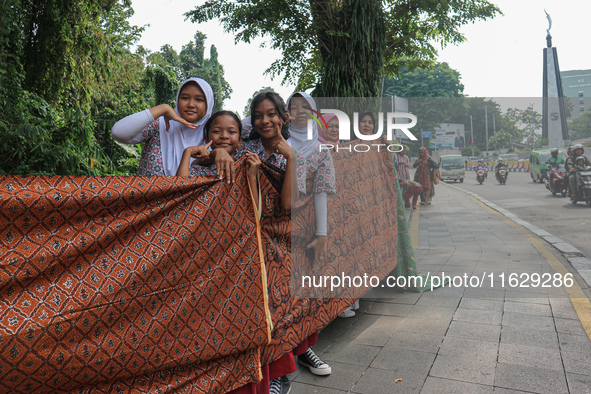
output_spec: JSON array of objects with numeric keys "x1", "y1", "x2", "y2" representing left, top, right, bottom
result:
[{"x1": 579, "y1": 91, "x2": 584, "y2": 97}]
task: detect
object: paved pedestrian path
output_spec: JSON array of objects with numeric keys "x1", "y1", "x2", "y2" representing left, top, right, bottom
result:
[{"x1": 289, "y1": 184, "x2": 591, "y2": 393}]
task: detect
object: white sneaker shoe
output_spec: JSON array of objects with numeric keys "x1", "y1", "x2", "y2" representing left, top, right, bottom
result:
[{"x1": 339, "y1": 307, "x2": 355, "y2": 318}]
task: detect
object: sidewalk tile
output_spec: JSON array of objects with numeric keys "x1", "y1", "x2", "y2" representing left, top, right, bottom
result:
[
  {"x1": 290, "y1": 382, "x2": 348, "y2": 394},
  {"x1": 501, "y1": 312, "x2": 555, "y2": 331},
  {"x1": 370, "y1": 347, "x2": 436, "y2": 373},
  {"x1": 498, "y1": 343, "x2": 562, "y2": 371},
  {"x1": 429, "y1": 354, "x2": 495, "y2": 386},
  {"x1": 459, "y1": 298, "x2": 504, "y2": 312},
  {"x1": 383, "y1": 331, "x2": 443, "y2": 353},
  {"x1": 421, "y1": 377, "x2": 493, "y2": 393},
  {"x1": 566, "y1": 372, "x2": 591, "y2": 393},
  {"x1": 438, "y1": 336, "x2": 498, "y2": 363},
  {"x1": 553, "y1": 317, "x2": 587, "y2": 335},
  {"x1": 415, "y1": 296, "x2": 461, "y2": 308},
  {"x1": 365, "y1": 302, "x2": 413, "y2": 317},
  {"x1": 341, "y1": 327, "x2": 393, "y2": 347},
  {"x1": 462, "y1": 288, "x2": 504, "y2": 301},
  {"x1": 351, "y1": 367, "x2": 424, "y2": 394},
  {"x1": 407, "y1": 305, "x2": 456, "y2": 320},
  {"x1": 549, "y1": 298, "x2": 580, "y2": 320},
  {"x1": 453, "y1": 308, "x2": 503, "y2": 325},
  {"x1": 557, "y1": 332, "x2": 591, "y2": 353},
  {"x1": 561, "y1": 350, "x2": 591, "y2": 375},
  {"x1": 293, "y1": 361, "x2": 364, "y2": 391},
  {"x1": 499, "y1": 325, "x2": 559, "y2": 349},
  {"x1": 396, "y1": 317, "x2": 451, "y2": 336},
  {"x1": 321, "y1": 343, "x2": 381, "y2": 367},
  {"x1": 494, "y1": 363, "x2": 568, "y2": 394},
  {"x1": 446, "y1": 321, "x2": 500, "y2": 343},
  {"x1": 503, "y1": 301, "x2": 552, "y2": 317}
]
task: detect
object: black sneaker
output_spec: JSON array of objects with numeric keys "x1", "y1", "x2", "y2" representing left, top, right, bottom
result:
[
  {"x1": 298, "y1": 348, "x2": 332, "y2": 375},
  {"x1": 269, "y1": 376, "x2": 291, "y2": 394}
]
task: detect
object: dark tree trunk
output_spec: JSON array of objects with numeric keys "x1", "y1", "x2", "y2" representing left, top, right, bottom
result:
[{"x1": 311, "y1": 0, "x2": 385, "y2": 97}]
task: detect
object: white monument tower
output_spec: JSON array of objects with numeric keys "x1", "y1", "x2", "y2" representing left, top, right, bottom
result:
[{"x1": 542, "y1": 10, "x2": 569, "y2": 148}]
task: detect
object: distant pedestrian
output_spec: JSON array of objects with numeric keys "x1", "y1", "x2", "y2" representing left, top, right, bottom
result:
[
  {"x1": 396, "y1": 145, "x2": 411, "y2": 182},
  {"x1": 413, "y1": 147, "x2": 439, "y2": 205},
  {"x1": 400, "y1": 180, "x2": 423, "y2": 209}
]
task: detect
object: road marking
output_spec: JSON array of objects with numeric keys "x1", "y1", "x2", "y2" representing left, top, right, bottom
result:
[
  {"x1": 470, "y1": 195, "x2": 591, "y2": 342},
  {"x1": 410, "y1": 206, "x2": 419, "y2": 250}
]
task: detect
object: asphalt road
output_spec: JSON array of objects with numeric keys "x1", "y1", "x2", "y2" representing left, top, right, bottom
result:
[{"x1": 441, "y1": 170, "x2": 591, "y2": 260}]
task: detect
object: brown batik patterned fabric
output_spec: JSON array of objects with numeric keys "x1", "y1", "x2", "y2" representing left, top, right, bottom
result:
[
  {"x1": 0, "y1": 164, "x2": 272, "y2": 394},
  {"x1": 257, "y1": 140, "x2": 400, "y2": 365},
  {"x1": 0, "y1": 144, "x2": 400, "y2": 392}
]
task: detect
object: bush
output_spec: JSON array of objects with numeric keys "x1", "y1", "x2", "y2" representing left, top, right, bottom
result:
[{"x1": 461, "y1": 146, "x2": 480, "y2": 156}]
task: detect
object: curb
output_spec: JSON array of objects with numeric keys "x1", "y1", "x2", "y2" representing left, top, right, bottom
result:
[{"x1": 441, "y1": 182, "x2": 591, "y2": 288}]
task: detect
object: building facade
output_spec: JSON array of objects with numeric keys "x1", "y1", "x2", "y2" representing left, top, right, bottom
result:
[{"x1": 561, "y1": 69, "x2": 591, "y2": 120}]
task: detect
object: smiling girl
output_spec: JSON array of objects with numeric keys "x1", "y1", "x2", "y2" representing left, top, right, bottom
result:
[
  {"x1": 111, "y1": 78, "x2": 213, "y2": 176},
  {"x1": 176, "y1": 111, "x2": 261, "y2": 206}
]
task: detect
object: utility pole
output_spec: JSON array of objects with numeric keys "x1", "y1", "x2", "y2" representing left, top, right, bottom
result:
[
  {"x1": 485, "y1": 104, "x2": 489, "y2": 154},
  {"x1": 493, "y1": 113, "x2": 496, "y2": 136},
  {"x1": 470, "y1": 115, "x2": 475, "y2": 156}
]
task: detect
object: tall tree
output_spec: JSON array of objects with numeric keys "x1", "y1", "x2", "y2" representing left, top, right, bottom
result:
[{"x1": 187, "y1": 0, "x2": 500, "y2": 97}]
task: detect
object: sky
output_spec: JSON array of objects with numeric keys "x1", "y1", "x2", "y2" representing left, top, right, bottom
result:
[{"x1": 129, "y1": 0, "x2": 591, "y2": 114}]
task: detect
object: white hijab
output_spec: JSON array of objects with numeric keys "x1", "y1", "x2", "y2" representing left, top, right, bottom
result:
[
  {"x1": 159, "y1": 77, "x2": 214, "y2": 176},
  {"x1": 286, "y1": 92, "x2": 321, "y2": 158}
]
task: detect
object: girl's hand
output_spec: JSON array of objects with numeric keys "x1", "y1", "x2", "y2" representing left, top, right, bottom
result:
[
  {"x1": 184, "y1": 141, "x2": 212, "y2": 160},
  {"x1": 162, "y1": 105, "x2": 197, "y2": 131},
  {"x1": 245, "y1": 152, "x2": 262, "y2": 177},
  {"x1": 211, "y1": 148, "x2": 235, "y2": 184},
  {"x1": 270, "y1": 123, "x2": 291, "y2": 158},
  {"x1": 306, "y1": 235, "x2": 327, "y2": 264}
]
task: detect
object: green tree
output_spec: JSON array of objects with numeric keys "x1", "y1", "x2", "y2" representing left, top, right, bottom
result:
[
  {"x1": 242, "y1": 87, "x2": 275, "y2": 117},
  {"x1": 382, "y1": 62, "x2": 466, "y2": 143},
  {"x1": 187, "y1": 0, "x2": 500, "y2": 96},
  {"x1": 504, "y1": 105, "x2": 542, "y2": 146},
  {"x1": 383, "y1": 63, "x2": 464, "y2": 98},
  {"x1": 0, "y1": 0, "x2": 146, "y2": 175},
  {"x1": 569, "y1": 110, "x2": 591, "y2": 141}
]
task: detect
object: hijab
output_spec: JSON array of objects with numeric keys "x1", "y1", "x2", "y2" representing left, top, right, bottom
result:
[
  {"x1": 318, "y1": 113, "x2": 338, "y2": 144},
  {"x1": 158, "y1": 77, "x2": 214, "y2": 176},
  {"x1": 286, "y1": 92, "x2": 321, "y2": 158},
  {"x1": 418, "y1": 147, "x2": 430, "y2": 161}
]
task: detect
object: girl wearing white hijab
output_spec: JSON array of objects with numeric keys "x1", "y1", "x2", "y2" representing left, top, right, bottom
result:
[
  {"x1": 286, "y1": 92, "x2": 337, "y2": 257},
  {"x1": 111, "y1": 78, "x2": 214, "y2": 176}
]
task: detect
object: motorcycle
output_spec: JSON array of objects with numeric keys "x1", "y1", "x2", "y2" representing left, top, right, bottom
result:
[
  {"x1": 570, "y1": 165, "x2": 591, "y2": 207},
  {"x1": 544, "y1": 164, "x2": 568, "y2": 197},
  {"x1": 476, "y1": 169, "x2": 486, "y2": 184},
  {"x1": 496, "y1": 167, "x2": 508, "y2": 185}
]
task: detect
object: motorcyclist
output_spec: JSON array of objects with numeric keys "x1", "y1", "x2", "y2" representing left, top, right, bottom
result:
[
  {"x1": 495, "y1": 159, "x2": 508, "y2": 181},
  {"x1": 475, "y1": 159, "x2": 487, "y2": 179},
  {"x1": 568, "y1": 144, "x2": 590, "y2": 197},
  {"x1": 545, "y1": 148, "x2": 565, "y2": 189},
  {"x1": 565, "y1": 146, "x2": 575, "y2": 196}
]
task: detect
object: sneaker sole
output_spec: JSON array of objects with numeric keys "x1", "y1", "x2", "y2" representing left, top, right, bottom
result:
[{"x1": 298, "y1": 360, "x2": 332, "y2": 376}]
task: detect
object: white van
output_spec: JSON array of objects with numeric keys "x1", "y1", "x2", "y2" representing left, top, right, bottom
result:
[{"x1": 439, "y1": 154, "x2": 465, "y2": 183}]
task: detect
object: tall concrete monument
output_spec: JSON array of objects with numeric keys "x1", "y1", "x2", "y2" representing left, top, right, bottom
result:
[{"x1": 542, "y1": 10, "x2": 569, "y2": 148}]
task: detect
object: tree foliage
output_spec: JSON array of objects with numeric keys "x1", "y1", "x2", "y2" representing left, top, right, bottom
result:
[
  {"x1": 142, "y1": 32, "x2": 232, "y2": 111},
  {"x1": 568, "y1": 110, "x2": 591, "y2": 141},
  {"x1": 0, "y1": 0, "x2": 145, "y2": 175},
  {"x1": 187, "y1": 0, "x2": 500, "y2": 96}
]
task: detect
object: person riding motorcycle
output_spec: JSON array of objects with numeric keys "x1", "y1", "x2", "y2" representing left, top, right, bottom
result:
[
  {"x1": 475, "y1": 159, "x2": 487, "y2": 179},
  {"x1": 495, "y1": 159, "x2": 508, "y2": 181},
  {"x1": 546, "y1": 148, "x2": 565, "y2": 189},
  {"x1": 568, "y1": 144, "x2": 590, "y2": 197}
]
